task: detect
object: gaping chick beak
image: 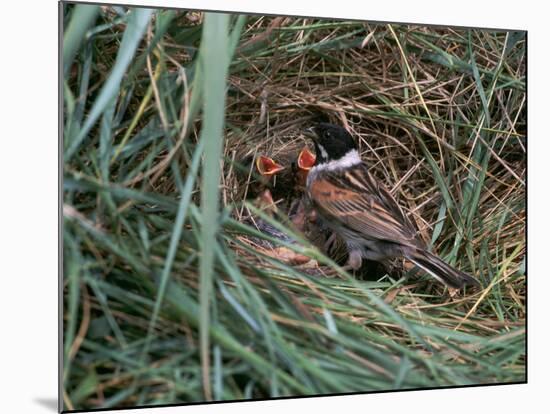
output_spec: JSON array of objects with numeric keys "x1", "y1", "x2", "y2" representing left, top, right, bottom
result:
[
  {"x1": 297, "y1": 147, "x2": 316, "y2": 171},
  {"x1": 256, "y1": 155, "x2": 284, "y2": 176},
  {"x1": 295, "y1": 147, "x2": 316, "y2": 187}
]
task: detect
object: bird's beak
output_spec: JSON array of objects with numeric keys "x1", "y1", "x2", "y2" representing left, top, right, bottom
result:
[
  {"x1": 302, "y1": 126, "x2": 318, "y2": 140},
  {"x1": 256, "y1": 155, "x2": 285, "y2": 176},
  {"x1": 297, "y1": 147, "x2": 316, "y2": 171}
]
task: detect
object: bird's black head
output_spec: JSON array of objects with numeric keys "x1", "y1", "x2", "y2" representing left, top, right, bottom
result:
[{"x1": 304, "y1": 123, "x2": 358, "y2": 165}]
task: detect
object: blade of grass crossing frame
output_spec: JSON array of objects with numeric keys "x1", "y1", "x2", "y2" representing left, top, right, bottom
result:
[
  {"x1": 455, "y1": 31, "x2": 506, "y2": 258},
  {"x1": 198, "y1": 12, "x2": 233, "y2": 401},
  {"x1": 62, "y1": 4, "x2": 100, "y2": 77},
  {"x1": 228, "y1": 15, "x2": 248, "y2": 60},
  {"x1": 469, "y1": 33, "x2": 491, "y2": 126},
  {"x1": 163, "y1": 280, "x2": 309, "y2": 394},
  {"x1": 99, "y1": 99, "x2": 116, "y2": 181},
  {"x1": 140, "y1": 137, "x2": 205, "y2": 359},
  {"x1": 62, "y1": 232, "x2": 81, "y2": 385},
  {"x1": 65, "y1": 8, "x2": 153, "y2": 162},
  {"x1": 65, "y1": 42, "x2": 94, "y2": 147}
]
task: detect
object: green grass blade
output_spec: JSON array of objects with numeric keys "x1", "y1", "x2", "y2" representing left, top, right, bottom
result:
[
  {"x1": 62, "y1": 4, "x2": 100, "y2": 76},
  {"x1": 140, "y1": 137, "x2": 205, "y2": 358},
  {"x1": 65, "y1": 8, "x2": 153, "y2": 162},
  {"x1": 198, "y1": 12, "x2": 234, "y2": 400}
]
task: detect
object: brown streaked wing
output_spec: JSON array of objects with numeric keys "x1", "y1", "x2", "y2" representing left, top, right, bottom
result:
[{"x1": 308, "y1": 163, "x2": 422, "y2": 247}]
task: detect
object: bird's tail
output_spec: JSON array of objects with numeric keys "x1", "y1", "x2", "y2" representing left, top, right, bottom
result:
[{"x1": 405, "y1": 248, "x2": 479, "y2": 289}]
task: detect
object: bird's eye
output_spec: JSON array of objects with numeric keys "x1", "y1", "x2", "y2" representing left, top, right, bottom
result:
[{"x1": 324, "y1": 131, "x2": 331, "y2": 138}]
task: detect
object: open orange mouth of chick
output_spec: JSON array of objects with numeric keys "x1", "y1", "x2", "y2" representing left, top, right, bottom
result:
[
  {"x1": 296, "y1": 147, "x2": 316, "y2": 186},
  {"x1": 297, "y1": 147, "x2": 316, "y2": 171},
  {"x1": 256, "y1": 155, "x2": 285, "y2": 176}
]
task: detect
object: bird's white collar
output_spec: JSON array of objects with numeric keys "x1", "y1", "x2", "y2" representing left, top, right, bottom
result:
[{"x1": 311, "y1": 149, "x2": 361, "y2": 173}]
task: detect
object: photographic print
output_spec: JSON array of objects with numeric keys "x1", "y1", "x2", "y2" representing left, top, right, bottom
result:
[{"x1": 61, "y1": 2, "x2": 526, "y2": 411}]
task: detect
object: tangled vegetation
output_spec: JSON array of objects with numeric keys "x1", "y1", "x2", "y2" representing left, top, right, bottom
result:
[{"x1": 62, "y1": 4, "x2": 525, "y2": 411}]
